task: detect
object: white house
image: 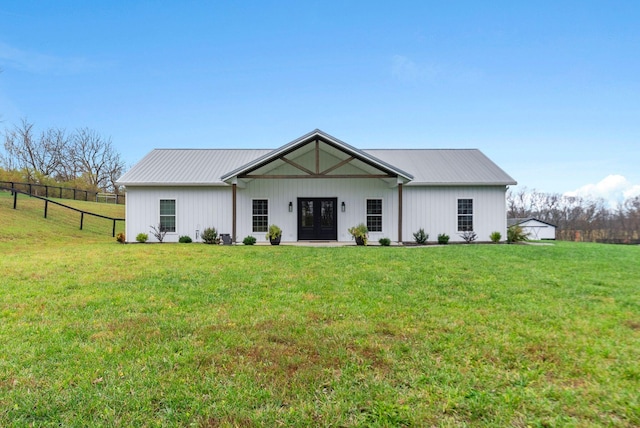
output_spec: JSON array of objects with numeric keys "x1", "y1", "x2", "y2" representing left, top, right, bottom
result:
[
  {"x1": 508, "y1": 218, "x2": 557, "y2": 240},
  {"x1": 117, "y1": 129, "x2": 517, "y2": 244}
]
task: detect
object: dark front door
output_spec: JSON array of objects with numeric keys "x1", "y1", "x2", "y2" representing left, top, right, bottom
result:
[{"x1": 298, "y1": 198, "x2": 337, "y2": 240}]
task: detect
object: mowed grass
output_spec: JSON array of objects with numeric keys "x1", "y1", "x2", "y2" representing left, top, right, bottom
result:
[{"x1": 1, "y1": 192, "x2": 639, "y2": 426}]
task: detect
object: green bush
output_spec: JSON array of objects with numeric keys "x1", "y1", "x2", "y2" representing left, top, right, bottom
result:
[
  {"x1": 201, "y1": 227, "x2": 219, "y2": 245},
  {"x1": 413, "y1": 228, "x2": 428, "y2": 245},
  {"x1": 348, "y1": 223, "x2": 368, "y2": 245},
  {"x1": 116, "y1": 232, "x2": 126, "y2": 244},
  {"x1": 135, "y1": 233, "x2": 148, "y2": 243},
  {"x1": 378, "y1": 237, "x2": 391, "y2": 246},
  {"x1": 243, "y1": 236, "x2": 257, "y2": 245},
  {"x1": 507, "y1": 225, "x2": 529, "y2": 243},
  {"x1": 490, "y1": 231, "x2": 502, "y2": 243},
  {"x1": 437, "y1": 233, "x2": 450, "y2": 245},
  {"x1": 179, "y1": 235, "x2": 192, "y2": 243}
]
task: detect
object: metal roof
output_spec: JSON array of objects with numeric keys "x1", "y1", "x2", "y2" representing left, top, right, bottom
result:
[
  {"x1": 116, "y1": 149, "x2": 271, "y2": 186},
  {"x1": 117, "y1": 134, "x2": 516, "y2": 187},
  {"x1": 364, "y1": 149, "x2": 517, "y2": 186}
]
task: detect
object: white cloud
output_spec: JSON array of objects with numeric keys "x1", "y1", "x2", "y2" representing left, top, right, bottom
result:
[
  {"x1": 391, "y1": 55, "x2": 442, "y2": 82},
  {"x1": 0, "y1": 42, "x2": 100, "y2": 74},
  {"x1": 565, "y1": 174, "x2": 640, "y2": 206}
]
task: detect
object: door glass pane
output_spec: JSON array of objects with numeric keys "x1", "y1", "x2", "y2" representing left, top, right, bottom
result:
[
  {"x1": 321, "y1": 201, "x2": 334, "y2": 227},
  {"x1": 302, "y1": 201, "x2": 314, "y2": 227}
]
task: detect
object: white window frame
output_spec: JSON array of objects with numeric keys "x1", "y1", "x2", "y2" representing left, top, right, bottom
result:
[
  {"x1": 457, "y1": 198, "x2": 474, "y2": 232},
  {"x1": 159, "y1": 199, "x2": 177, "y2": 233},
  {"x1": 366, "y1": 198, "x2": 383, "y2": 233},
  {"x1": 252, "y1": 199, "x2": 269, "y2": 233}
]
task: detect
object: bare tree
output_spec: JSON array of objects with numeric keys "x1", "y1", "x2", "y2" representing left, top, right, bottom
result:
[
  {"x1": 70, "y1": 128, "x2": 125, "y2": 192},
  {"x1": 3, "y1": 119, "x2": 69, "y2": 182}
]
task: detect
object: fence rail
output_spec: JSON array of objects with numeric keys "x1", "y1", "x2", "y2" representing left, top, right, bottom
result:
[
  {"x1": 1, "y1": 185, "x2": 125, "y2": 237},
  {"x1": 0, "y1": 181, "x2": 125, "y2": 204}
]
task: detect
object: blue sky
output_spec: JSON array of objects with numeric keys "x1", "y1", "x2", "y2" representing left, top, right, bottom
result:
[{"x1": 1, "y1": 1, "x2": 639, "y2": 203}]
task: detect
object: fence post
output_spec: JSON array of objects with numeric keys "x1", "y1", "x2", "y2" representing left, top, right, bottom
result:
[
  {"x1": 13, "y1": 190, "x2": 17, "y2": 209},
  {"x1": 85, "y1": 190, "x2": 88, "y2": 201},
  {"x1": 113, "y1": 220, "x2": 116, "y2": 237},
  {"x1": 59, "y1": 187, "x2": 62, "y2": 199},
  {"x1": 29, "y1": 183, "x2": 32, "y2": 195},
  {"x1": 46, "y1": 185, "x2": 49, "y2": 198},
  {"x1": 73, "y1": 189, "x2": 76, "y2": 200},
  {"x1": 44, "y1": 200, "x2": 48, "y2": 218},
  {"x1": 80, "y1": 212, "x2": 84, "y2": 230}
]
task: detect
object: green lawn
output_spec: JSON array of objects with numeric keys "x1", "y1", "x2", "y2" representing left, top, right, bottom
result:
[{"x1": 1, "y1": 191, "x2": 639, "y2": 426}]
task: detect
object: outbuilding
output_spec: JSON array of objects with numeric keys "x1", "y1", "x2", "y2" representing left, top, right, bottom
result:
[
  {"x1": 117, "y1": 129, "x2": 517, "y2": 244},
  {"x1": 508, "y1": 217, "x2": 557, "y2": 240}
]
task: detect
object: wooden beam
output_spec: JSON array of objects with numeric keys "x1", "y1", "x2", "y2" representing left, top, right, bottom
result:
[
  {"x1": 239, "y1": 174, "x2": 393, "y2": 179},
  {"x1": 398, "y1": 183, "x2": 403, "y2": 244},
  {"x1": 320, "y1": 156, "x2": 355, "y2": 175},
  {"x1": 279, "y1": 156, "x2": 315, "y2": 175},
  {"x1": 232, "y1": 183, "x2": 237, "y2": 243}
]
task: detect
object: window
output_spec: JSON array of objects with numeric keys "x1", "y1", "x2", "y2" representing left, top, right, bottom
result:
[
  {"x1": 160, "y1": 199, "x2": 176, "y2": 232},
  {"x1": 366, "y1": 199, "x2": 382, "y2": 232},
  {"x1": 252, "y1": 199, "x2": 268, "y2": 232},
  {"x1": 457, "y1": 198, "x2": 473, "y2": 231}
]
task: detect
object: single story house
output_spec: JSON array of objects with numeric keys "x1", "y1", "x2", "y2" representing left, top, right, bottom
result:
[
  {"x1": 117, "y1": 129, "x2": 517, "y2": 244},
  {"x1": 507, "y1": 217, "x2": 557, "y2": 240}
]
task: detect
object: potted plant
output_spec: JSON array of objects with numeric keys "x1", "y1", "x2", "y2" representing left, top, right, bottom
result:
[
  {"x1": 348, "y1": 223, "x2": 368, "y2": 245},
  {"x1": 266, "y1": 224, "x2": 282, "y2": 245}
]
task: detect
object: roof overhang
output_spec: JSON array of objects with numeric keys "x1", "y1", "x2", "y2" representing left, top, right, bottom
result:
[{"x1": 220, "y1": 129, "x2": 414, "y2": 183}]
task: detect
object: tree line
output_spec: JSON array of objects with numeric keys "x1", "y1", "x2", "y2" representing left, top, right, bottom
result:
[
  {"x1": 0, "y1": 119, "x2": 125, "y2": 194},
  {"x1": 507, "y1": 188, "x2": 640, "y2": 243}
]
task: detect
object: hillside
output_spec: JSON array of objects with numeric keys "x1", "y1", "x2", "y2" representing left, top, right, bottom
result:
[{"x1": 0, "y1": 190, "x2": 125, "y2": 245}]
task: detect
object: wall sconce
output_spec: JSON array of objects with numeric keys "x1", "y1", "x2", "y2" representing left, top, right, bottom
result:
[
  {"x1": 341, "y1": 201, "x2": 346, "y2": 212},
  {"x1": 288, "y1": 201, "x2": 293, "y2": 212}
]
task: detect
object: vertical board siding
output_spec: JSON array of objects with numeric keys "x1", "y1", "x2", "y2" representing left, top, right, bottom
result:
[
  {"x1": 403, "y1": 186, "x2": 507, "y2": 243},
  {"x1": 125, "y1": 186, "x2": 232, "y2": 243},
  {"x1": 125, "y1": 183, "x2": 508, "y2": 243}
]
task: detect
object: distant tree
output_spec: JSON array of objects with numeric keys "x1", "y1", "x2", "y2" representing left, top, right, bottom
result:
[
  {"x1": 70, "y1": 127, "x2": 125, "y2": 192},
  {"x1": 3, "y1": 118, "x2": 69, "y2": 182}
]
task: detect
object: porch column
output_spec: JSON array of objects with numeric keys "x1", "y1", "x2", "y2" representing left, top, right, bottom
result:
[
  {"x1": 232, "y1": 182, "x2": 237, "y2": 243},
  {"x1": 398, "y1": 182, "x2": 403, "y2": 243}
]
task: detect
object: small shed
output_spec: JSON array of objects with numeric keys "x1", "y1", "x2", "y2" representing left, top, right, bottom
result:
[{"x1": 508, "y1": 217, "x2": 556, "y2": 240}]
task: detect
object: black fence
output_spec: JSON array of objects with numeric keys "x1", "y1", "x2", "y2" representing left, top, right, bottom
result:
[
  {"x1": 1, "y1": 185, "x2": 125, "y2": 237},
  {"x1": 0, "y1": 181, "x2": 125, "y2": 204}
]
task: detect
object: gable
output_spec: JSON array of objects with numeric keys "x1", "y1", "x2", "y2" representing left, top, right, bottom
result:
[{"x1": 220, "y1": 129, "x2": 413, "y2": 183}]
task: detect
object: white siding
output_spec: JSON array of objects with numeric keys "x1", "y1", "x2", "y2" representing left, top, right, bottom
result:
[
  {"x1": 403, "y1": 186, "x2": 508, "y2": 243},
  {"x1": 520, "y1": 219, "x2": 556, "y2": 240},
  {"x1": 125, "y1": 183, "x2": 509, "y2": 244},
  {"x1": 236, "y1": 178, "x2": 397, "y2": 242},
  {"x1": 125, "y1": 186, "x2": 232, "y2": 243}
]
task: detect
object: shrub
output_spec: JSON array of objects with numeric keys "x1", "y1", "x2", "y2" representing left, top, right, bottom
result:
[
  {"x1": 378, "y1": 237, "x2": 391, "y2": 246},
  {"x1": 179, "y1": 235, "x2": 192, "y2": 243},
  {"x1": 149, "y1": 224, "x2": 167, "y2": 243},
  {"x1": 348, "y1": 223, "x2": 368, "y2": 245},
  {"x1": 243, "y1": 236, "x2": 257, "y2": 245},
  {"x1": 116, "y1": 232, "x2": 126, "y2": 244},
  {"x1": 202, "y1": 227, "x2": 220, "y2": 245},
  {"x1": 490, "y1": 231, "x2": 502, "y2": 243},
  {"x1": 265, "y1": 224, "x2": 282, "y2": 241},
  {"x1": 507, "y1": 225, "x2": 529, "y2": 243},
  {"x1": 413, "y1": 228, "x2": 428, "y2": 245},
  {"x1": 437, "y1": 233, "x2": 450, "y2": 245},
  {"x1": 460, "y1": 231, "x2": 478, "y2": 243},
  {"x1": 136, "y1": 233, "x2": 148, "y2": 243}
]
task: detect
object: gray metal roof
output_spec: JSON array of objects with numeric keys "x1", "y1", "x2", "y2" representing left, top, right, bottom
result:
[
  {"x1": 116, "y1": 149, "x2": 271, "y2": 186},
  {"x1": 364, "y1": 149, "x2": 516, "y2": 186},
  {"x1": 117, "y1": 137, "x2": 516, "y2": 187}
]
